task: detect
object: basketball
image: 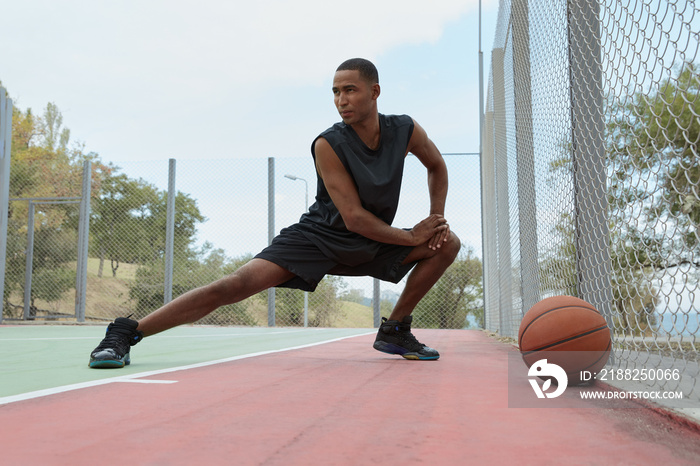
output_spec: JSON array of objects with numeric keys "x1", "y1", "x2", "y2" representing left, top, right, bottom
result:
[{"x1": 518, "y1": 295, "x2": 611, "y2": 385}]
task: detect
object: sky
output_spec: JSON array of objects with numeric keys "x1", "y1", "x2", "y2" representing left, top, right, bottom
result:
[
  {"x1": 1, "y1": 0, "x2": 499, "y2": 162},
  {"x1": 3, "y1": 1, "x2": 696, "y2": 321},
  {"x1": 1, "y1": 0, "x2": 500, "y2": 298}
]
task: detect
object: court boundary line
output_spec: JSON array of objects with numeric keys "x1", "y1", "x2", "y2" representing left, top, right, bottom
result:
[{"x1": 0, "y1": 331, "x2": 374, "y2": 406}]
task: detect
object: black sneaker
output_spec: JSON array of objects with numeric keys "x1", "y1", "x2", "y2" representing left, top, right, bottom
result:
[
  {"x1": 373, "y1": 316, "x2": 440, "y2": 360},
  {"x1": 89, "y1": 317, "x2": 144, "y2": 368}
]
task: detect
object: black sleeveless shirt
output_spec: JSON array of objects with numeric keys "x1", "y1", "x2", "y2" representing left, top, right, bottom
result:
[{"x1": 290, "y1": 113, "x2": 414, "y2": 266}]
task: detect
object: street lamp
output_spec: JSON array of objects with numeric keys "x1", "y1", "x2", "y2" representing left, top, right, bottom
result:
[
  {"x1": 284, "y1": 174, "x2": 309, "y2": 327},
  {"x1": 284, "y1": 174, "x2": 308, "y2": 212}
]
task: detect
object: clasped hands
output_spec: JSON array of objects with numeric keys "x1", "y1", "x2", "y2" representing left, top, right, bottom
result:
[{"x1": 410, "y1": 214, "x2": 451, "y2": 250}]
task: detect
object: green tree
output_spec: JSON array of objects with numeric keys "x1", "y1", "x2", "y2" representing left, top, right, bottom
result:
[
  {"x1": 541, "y1": 100, "x2": 667, "y2": 336},
  {"x1": 26, "y1": 227, "x2": 77, "y2": 316},
  {"x1": 413, "y1": 248, "x2": 483, "y2": 329},
  {"x1": 608, "y1": 64, "x2": 700, "y2": 267},
  {"x1": 602, "y1": 65, "x2": 700, "y2": 334},
  {"x1": 126, "y1": 189, "x2": 207, "y2": 315},
  {"x1": 308, "y1": 276, "x2": 345, "y2": 327},
  {"x1": 95, "y1": 171, "x2": 205, "y2": 277},
  {"x1": 139, "y1": 190, "x2": 206, "y2": 263},
  {"x1": 91, "y1": 173, "x2": 160, "y2": 277},
  {"x1": 274, "y1": 276, "x2": 347, "y2": 327},
  {"x1": 3, "y1": 102, "x2": 104, "y2": 316},
  {"x1": 275, "y1": 287, "x2": 306, "y2": 326},
  {"x1": 40, "y1": 102, "x2": 70, "y2": 155},
  {"x1": 609, "y1": 227, "x2": 659, "y2": 335}
]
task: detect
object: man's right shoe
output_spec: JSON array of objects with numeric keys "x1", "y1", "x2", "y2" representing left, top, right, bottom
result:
[
  {"x1": 373, "y1": 315, "x2": 440, "y2": 360},
  {"x1": 89, "y1": 317, "x2": 143, "y2": 368}
]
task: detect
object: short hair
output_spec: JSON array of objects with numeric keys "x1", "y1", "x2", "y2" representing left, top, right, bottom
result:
[{"x1": 336, "y1": 58, "x2": 379, "y2": 84}]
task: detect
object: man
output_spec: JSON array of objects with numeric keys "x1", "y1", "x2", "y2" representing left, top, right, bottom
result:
[{"x1": 89, "y1": 58, "x2": 460, "y2": 368}]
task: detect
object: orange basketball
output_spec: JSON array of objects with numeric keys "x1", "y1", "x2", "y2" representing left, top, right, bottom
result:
[{"x1": 518, "y1": 295, "x2": 611, "y2": 385}]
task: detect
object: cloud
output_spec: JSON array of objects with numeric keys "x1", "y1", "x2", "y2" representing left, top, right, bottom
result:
[
  {"x1": 1, "y1": 0, "x2": 483, "y2": 161},
  {"x1": 4, "y1": 1, "x2": 478, "y2": 93}
]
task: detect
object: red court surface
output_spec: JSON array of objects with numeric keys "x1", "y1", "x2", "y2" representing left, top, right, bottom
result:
[{"x1": 2, "y1": 329, "x2": 700, "y2": 465}]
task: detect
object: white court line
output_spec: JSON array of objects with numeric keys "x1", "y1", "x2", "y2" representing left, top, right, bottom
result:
[
  {"x1": 116, "y1": 379, "x2": 178, "y2": 384},
  {"x1": 0, "y1": 331, "x2": 374, "y2": 406}
]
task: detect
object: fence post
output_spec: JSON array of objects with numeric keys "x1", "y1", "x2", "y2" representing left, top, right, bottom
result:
[
  {"x1": 0, "y1": 89, "x2": 12, "y2": 324},
  {"x1": 567, "y1": 0, "x2": 613, "y2": 324},
  {"x1": 75, "y1": 160, "x2": 91, "y2": 322},
  {"x1": 512, "y1": 0, "x2": 540, "y2": 314},
  {"x1": 267, "y1": 157, "x2": 275, "y2": 327},
  {"x1": 164, "y1": 159, "x2": 176, "y2": 304},
  {"x1": 373, "y1": 278, "x2": 380, "y2": 328},
  {"x1": 23, "y1": 203, "x2": 35, "y2": 319},
  {"x1": 492, "y1": 47, "x2": 515, "y2": 337},
  {"x1": 481, "y1": 104, "x2": 496, "y2": 332},
  {"x1": 478, "y1": 0, "x2": 487, "y2": 330}
]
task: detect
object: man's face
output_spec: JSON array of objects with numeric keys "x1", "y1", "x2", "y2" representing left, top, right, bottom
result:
[{"x1": 332, "y1": 70, "x2": 379, "y2": 125}]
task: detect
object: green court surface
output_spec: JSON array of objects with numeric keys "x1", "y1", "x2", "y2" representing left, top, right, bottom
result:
[{"x1": 0, "y1": 324, "x2": 373, "y2": 400}]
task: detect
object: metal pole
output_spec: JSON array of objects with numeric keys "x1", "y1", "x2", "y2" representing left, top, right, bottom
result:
[
  {"x1": 478, "y1": 0, "x2": 484, "y2": 134},
  {"x1": 75, "y1": 160, "x2": 91, "y2": 322},
  {"x1": 303, "y1": 179, "x2": 308, "y2": 328},
  {"x1": 23, "y1": 202, "x2": 35, "y2": 320},
  {"x1": 481, "y1": 107, "x2": 496, "y2": 332},
  {"x1": 0, "y1": 88, "x2": 13, "y2": 324},
  {"x1": 567, "y1": 0, "x2": 613, "y2": 324},
  {"x1": 492, "y1": 47, "x2": 514, "y2": 338},
  {"x1": 512, "y1": 0, "x2": 540, "y2": 313},
  {"x1": 164, "y1": 158, "x2": 176, "y2": 304},
  {"x1": 267, "y1": 157, "x2": 275, "y2": 327},
  {"x1": 285, "y1": 174, "x2": 310, "y2": 327},
  {"x1": 478, "y1": 0, "x2": 487, "y2": 329},
  {"x1": 373, "y1": 278, "x2": 381, "y2": 328}
]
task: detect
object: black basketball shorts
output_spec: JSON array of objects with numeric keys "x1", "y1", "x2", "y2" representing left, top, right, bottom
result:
[{"x1": 254, "y1": 227, "x2": 417, "y2": 292}]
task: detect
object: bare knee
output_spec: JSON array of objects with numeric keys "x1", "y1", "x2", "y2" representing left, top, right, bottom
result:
[
  {"x1": 443, "y1": 232, "x2": 461, "y2": 262},
  {"x1": 208, "y1": 272, "x2": 250, "y2": 306},
  {"x1": 207, "y1": 259, "x2": 290, "y2": 306},
  {"x1": 403, "y1": 231, "x2": 462, "y2": 265}
]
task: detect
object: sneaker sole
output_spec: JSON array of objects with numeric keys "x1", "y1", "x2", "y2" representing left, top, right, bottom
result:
[
  {"x1": 373, "y1": 341, "x2": 439, "y2": 360},
  {"x1": 89, "y1": 356, "x2": 130, "y2": 369},
  {"x1": 401, "y1": 353, "x2": 439, "y2": 361}
]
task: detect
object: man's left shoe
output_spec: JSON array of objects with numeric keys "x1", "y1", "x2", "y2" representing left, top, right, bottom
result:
[
  {"x1": 89, "y1": 317, "x2": 143, "y2": 368},
  {"x1": 373, "y1": 315, "x2": 440, "y2": 360}
]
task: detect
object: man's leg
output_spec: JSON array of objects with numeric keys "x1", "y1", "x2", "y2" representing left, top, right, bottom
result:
[
  {"x1": 390, "y1": 233, "x2": 461, "y2": 321},
  {"x1": 373, "y1": 233, "x2": 460, "y2": 360},
  {"x1": 137, "y1": 259, "x2": 296, "y2": 336},
  {"x1": 89, "y1": 259, "x2": 295, "y2": 367}
]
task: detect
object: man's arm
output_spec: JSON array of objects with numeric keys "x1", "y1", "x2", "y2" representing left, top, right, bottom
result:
[
  {"x1": 314, "y1": 137, "x2": 447, "y2": 248},
  {"x1": 406, "y1": 119, "x2": 450, "y2": 250}
]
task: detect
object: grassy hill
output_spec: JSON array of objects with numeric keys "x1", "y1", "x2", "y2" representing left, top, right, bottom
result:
[
  {"x1": 333, "y1": 300, "x2": 375, "y2": 328},
  {"x1": 10, "y1": 258, "x2": 379, "y2": 327},
  {"x1": 83, "y1": 258, "x2": 139, "y2": 320},
  {"x1": 4, "y1": 258, "x2": 140, "y2": 322}
]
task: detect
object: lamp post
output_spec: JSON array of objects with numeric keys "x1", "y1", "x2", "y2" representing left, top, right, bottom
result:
[
  {"x1": 284, "y1": 174, "x2": 309, "y2": 327},
  {"x1": 284, "y1": 174, "x2": 308, "y2": 210}
]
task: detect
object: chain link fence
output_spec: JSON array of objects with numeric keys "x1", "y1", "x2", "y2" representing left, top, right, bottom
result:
[
  {"x1": 483, "y1": 0, "x2": 699, "y2": 403},
  {"x1": 2, "y1": 150, "x2": 483, "y2": 329}
]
